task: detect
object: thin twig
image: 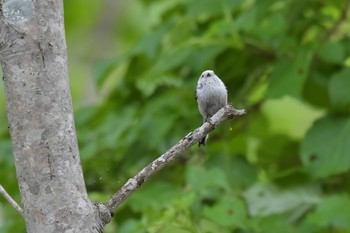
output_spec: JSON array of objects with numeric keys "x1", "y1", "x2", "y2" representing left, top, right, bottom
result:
[
  {"x1": 324, "y1": 0, "x2": 350, "y2": 40},
  {"x1": 0, "y1": 184, "x2": 23, "y2": 217},
  {"x1": 105, "y1": 103, "x2": 247, "y2": 214}
]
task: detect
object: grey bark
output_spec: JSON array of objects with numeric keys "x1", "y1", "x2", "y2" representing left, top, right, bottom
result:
[{"x1": 0, "y1": 1, "x2": 103, "y2": 232}]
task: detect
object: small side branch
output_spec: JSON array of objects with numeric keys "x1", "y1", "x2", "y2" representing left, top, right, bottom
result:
[
  {"x1": 324, "y1": 0, "x2": 350, "y2": 40},
  {"x1": 104, "y1": 103, "x2": 246, "y2": 216},
  {"x1": 0, "y1": 184, "x2": 23, "y2": 217}
]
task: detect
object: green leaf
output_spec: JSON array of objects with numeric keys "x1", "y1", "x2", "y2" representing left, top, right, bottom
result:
[
  {"x1": 329, "y1": 68, "x2": 350, "y2": 111},
  {"x1": 186, "y1": 0, "x2": 226, "y2": 21},
  {"x1": 198, "y1": 219, "x2": 231, "y2": 233},
  {"x1": 301, "y1": 115, "x2": 350, "y2": 178},
  {"x1": 250, "y1": 215, "x2": 295, "y2": 233},
  {"x1": 186, "y1": 165, "x2": 230, "y2": 191},
  {"x1": 118, "y1": 220, "x2": 144, "y2": 233},
  {"x1": 128, "y1": 182, "x2": 181, "y2": 212},
  {"x1": 268, "y1": 48, "x2": 313, "y2": 98},
  {"x1": 187, "y1": 45, "x2": 227, "y2": 70},
  {"x1": 303, "y1": 72, "x2": 331, "y2": 108},
  {"x1": 151, "y1": 48, "x2": 191, "y2": 73},
  {"x1": 203, "y1": 195, "x2": 247, "y2": 229},
  {"x1": 319, "y1": 42, "x2": 345, "y2": 64},
  {"x1": 134, "y1": 21, "x2": 173, "y2": 58},
  {"x1": 93, "y1": 54, "x2": 128, "y2": 89},
  {"x1": 255, "y1": 13, "x2": 287, "y2": 41},
  {"x1": 147, "y1": 207, "x2": 197, "y2": 233},
  {"x1": 305, "y1": 195, "x2": 350, "y2": 230},
  {"x1": 243, "y1": 183, "x2": 320, "y2": 217},
  {"x1": 261, "y1": 96, "x2": 324, "y2": 139},
  {"x1": 136, "y1": 73, "x2": 183, "y2": 97}
]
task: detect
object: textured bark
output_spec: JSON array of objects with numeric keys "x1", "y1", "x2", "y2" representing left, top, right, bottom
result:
[{"x1": 0, "y1": 1, "x2": 103, "y2": 232}]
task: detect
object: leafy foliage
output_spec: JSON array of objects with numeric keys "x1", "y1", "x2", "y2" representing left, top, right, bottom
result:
[{"x1": 1, "y1": 0, "x2": 350, "y2": 232}]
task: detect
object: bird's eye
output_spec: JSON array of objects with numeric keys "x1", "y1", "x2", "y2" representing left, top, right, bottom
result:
[{"x1": 206, "y1": 72, "x2": 211, "y2": 77}]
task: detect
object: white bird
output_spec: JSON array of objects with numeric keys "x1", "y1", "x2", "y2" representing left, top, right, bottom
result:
[{"x1": 195, "y1": 70, "x2": 228, "y2": 146}]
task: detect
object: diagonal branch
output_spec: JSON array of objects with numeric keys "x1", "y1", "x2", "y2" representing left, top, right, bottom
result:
[
  {"x1": 104, "y1": 103, "x2": 247, "y2": 216},
  {"x1": 0, "y1": 184, "x2": 23, "y2": 217}
]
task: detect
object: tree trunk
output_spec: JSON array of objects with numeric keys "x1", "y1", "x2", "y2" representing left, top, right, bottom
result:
[{"x1": 0, "y1": 1, "x2": 103, "y2": 232}]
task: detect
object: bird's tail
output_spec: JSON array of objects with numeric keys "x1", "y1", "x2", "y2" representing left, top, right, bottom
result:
[
  {"x1": 198, "y1": 134, "x2": 208, "y2": 147},
  {"x1": 199, "y1": 117, "x2": 209, "y2": 146}
]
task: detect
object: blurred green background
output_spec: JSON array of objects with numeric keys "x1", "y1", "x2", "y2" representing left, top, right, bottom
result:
[{"x1": 1, "y1": 0, "x2": 350, "y2": 232}]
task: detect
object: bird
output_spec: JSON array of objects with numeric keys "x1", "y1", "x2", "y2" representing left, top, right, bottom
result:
[{"x1": 195, "y1": 70, "x2": 228, "y2": 146}]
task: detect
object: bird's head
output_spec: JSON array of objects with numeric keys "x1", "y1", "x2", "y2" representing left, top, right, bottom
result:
[{"x1": 200, "y1": 70, "x2": 215, "y2": 78}]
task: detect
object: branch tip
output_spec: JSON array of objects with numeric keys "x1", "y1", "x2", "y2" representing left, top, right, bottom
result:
[{"x1": 0, "y1": 184, "x2": 23, "y2": 217}]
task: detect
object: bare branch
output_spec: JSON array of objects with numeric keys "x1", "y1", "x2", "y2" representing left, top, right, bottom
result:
[
  {"x1": 0, "y1": 184, "x2": 23, "y2": 217},
  {"x1": 105, "y1": 103, "x2": 247, "y2": 215}
]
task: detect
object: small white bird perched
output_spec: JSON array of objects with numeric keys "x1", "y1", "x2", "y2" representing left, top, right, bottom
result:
[{"x1": 196, "y1": 70, "x2": 228, "y2": 146}]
